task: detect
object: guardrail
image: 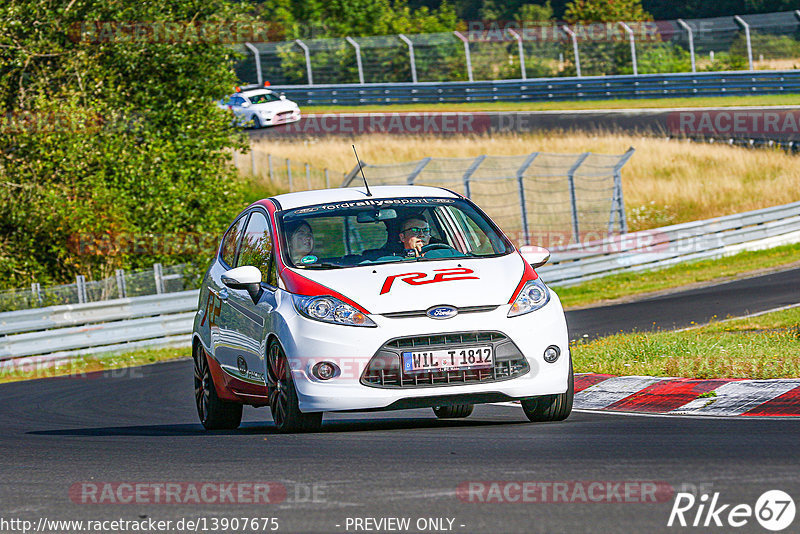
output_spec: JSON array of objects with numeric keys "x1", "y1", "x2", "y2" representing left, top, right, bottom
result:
[
  {"x1": 538, "y1": 201, "x2": 800, "y2": 286},
  {"x1": 1, "y1": 201, "x2": 798, "y2": 365},
  {"x1": 273, "y1": 71, "x2": 800, "y2": 106}
]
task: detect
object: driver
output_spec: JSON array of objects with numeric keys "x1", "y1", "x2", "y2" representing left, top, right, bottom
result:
[
  {"x1": 287, "y1": 221, "x2": 314, "y2": 264},
  {"x1": 398, "y1": 216, "x2": 431, "y2": 258}
]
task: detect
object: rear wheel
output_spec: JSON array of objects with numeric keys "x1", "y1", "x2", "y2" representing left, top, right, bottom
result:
[
  {"x1": 433, "y1": 404, "x2": 474, "y2": 419},
  {"x1": 267, "y1": 341, "x2": 322, "y2": 433},
  {"x1": 193, "y1": 344, "x2": 243, "y2": 430},
  {"x1": 521, "y1": 358, "x2": 573, "y2": 422}
]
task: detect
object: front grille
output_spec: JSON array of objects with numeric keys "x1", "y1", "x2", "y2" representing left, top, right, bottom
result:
[
  {"x1": 361, "y1": 331, "x2": 529, "y2": 389},
  {"x1": 381, "y1": 305, "x2": 498, "y2": 319}
]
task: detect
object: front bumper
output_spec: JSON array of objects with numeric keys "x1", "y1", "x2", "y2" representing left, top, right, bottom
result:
[{"x1": 279, "y1": 293, "x2": 571, "y2": 413}]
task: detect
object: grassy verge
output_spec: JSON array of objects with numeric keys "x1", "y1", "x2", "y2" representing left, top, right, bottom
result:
[
  {"x1": 0, "y1": 346, "x2": 188, "y2": 384},
  {"x1": 555, "y1": 242, "x2": 800, "y2": 309},
  {"x1": 301, "y1": 94, "x2": 800, "y2": 114},
  {"x1": 571, "y1": 307, "x2": 800, "y2": 379}
]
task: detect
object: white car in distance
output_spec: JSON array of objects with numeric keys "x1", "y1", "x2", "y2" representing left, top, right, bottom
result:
[{"x1": 220, "y1": 85, "x2": 301, "y2": 129}]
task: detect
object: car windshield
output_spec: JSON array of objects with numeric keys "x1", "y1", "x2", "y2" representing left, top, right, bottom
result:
[
  {"x1": 279, "y1": 197, "x2": 514, "y2": 269},
  {"x1": 248, "y1": 93, "x2": 278, "y2": 104}
]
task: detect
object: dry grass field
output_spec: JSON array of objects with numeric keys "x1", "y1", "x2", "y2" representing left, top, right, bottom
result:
[{"x1": 248, "y1": 132, "x2": 800, "y2": 230}]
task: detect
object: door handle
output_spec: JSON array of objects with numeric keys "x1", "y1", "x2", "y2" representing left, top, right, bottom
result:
[{"x1": 218, "y1": 289, "x2": 229, "y2": 301}]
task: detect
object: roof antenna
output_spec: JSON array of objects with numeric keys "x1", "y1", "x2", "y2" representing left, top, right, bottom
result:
[{"x1": 352, "y1": 144, "x2": 372, "y2": 197}]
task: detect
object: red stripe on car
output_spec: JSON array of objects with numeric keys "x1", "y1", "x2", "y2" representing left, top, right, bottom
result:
[{"x1": 507, "y1": 254, "x2": 539, "y2": 304}]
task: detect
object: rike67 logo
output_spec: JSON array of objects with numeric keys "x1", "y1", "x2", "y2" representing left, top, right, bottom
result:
[{"x1": 668, "y1": 490, "x2": 795, "y2": 531}]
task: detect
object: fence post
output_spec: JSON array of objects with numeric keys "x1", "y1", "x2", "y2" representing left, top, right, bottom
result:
[
  {"x1": 407, "y1": 157, "x2": 431, "y2": 185},
  {"x1": 153, "y1": 263, "x2": 164, "y2": 295},
  {"x1": 454, "y1": 31, "x2": 473, "y2": 82},
  {"x1": 305, "y1": 162, "x2": 312, "y2": 190},
  {"x1": 398, "y1": 34, "x2": 418, "y2": 83},
  {"x1": 567, "y1": 153, "x2": 590, "y2": 245},
  {"x1": 324, "y1": 168, "x2": 330, "y2": 188},
  {"x1": 250, "y1": 149, "x2": 256, "y2": 176},
  {"x1": 618, "y1": 22, "x2": 638, "y2": 76},
  {"x1": 515, "y1": 152, "x2": 539, "y2": 245},
  {"x1": 286, "y1": 159, "x2": 293, "y2": 191},
  {"x1": 341, "y1": 162, "x2": 365, "y2": 187},
  {"x1": 733, "y1": 16, "x2": 754, "y2": 71},
  {"x1": 507, "y1": 29, "x2": 526, "y2": 80},
  {"x1": 345, "y1": 36, "x2": 365, "y2": 84},
  {"x1": 76, "y1": 275, "x2": 87, "y2": 304},
  {"x1": 115, "y1": 269, "x2": 127, "y2": 299},
  {"x1": 609, "y1": 147, "x2": 635, "y2": 234},
  {"x1": 31, "y1": 282, "x2": 42, "y2": 305},
  {"x1": 461, "y1": 155, "x2": 486, "y2": 199},
  {"x1": 676, "y1": 19, "x2": 696, "y2": 73},
  {"x1": 295, "y1": 39, "x2": 314, "y2": 85},
  {"x1": 267, "y1": 153, "x2": 273, "y2": 183},
  {"x1": 243, "y1": 42, "x2": 263, "y2": 85},
  {"x1": 562, "y1": 25, "x2": 581, "y2": 77}
]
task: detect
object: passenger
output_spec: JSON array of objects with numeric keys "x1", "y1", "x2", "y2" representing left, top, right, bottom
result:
[
  {"x1": 286, "y1": 221, "x2": 314, "y2": 264},
  {"x1": 398, "y1": 216, "x2": 431, "y2": 257}
]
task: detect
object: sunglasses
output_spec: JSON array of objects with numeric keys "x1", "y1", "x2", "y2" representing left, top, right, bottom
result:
[{"x1": 402, "y1": 226, "x2": 431, "y2": 236}]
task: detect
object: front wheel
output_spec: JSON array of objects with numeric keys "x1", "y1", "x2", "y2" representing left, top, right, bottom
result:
[
  {"x1": 267, "y1": 341, "x2": 322, "y2": 433},
  {"x1": 433, "y1": 404, "x2": 474, "y2": 419},
  {"x1": 193, "y1": 344, "x2": 243, "y2": 430},
  {"x1": 521, "y1": 358, "x2": 573, "y2": 422},
  {"x1": 251, "y1": 115, "x2": 262, "y2": 129}
]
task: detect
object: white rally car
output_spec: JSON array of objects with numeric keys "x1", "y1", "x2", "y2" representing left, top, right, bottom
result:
[
  {"x1": 192, "y1": 185, "x2": 572, "y2": 432},
  {"x1": 219, "y1": 85, "x2": 300, "y2": 129}
]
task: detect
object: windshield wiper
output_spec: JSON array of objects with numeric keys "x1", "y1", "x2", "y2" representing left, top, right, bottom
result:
[{"x1": 298, "y1": 262, "x2": 345, "y2": 269}]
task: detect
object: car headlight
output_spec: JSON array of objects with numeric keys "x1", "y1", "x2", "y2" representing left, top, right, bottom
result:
[
  {"x1": 508, "y1": 278, "x2": 550, "y2": 317},
  {"x1": 292, "y1": 295, "x2": 376, "y2": 327},
  {"x1": 261, "y1": 110, "x2": 274, "y2": 117}
]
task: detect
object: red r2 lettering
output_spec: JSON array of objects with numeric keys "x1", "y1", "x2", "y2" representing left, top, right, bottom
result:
[{"x1": 380, "y1": 267, "x2": 479, "y2": 295}]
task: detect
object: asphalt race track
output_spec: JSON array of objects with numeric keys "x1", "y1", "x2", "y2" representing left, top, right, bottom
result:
[{"x1": 1, "y1": 268, "x2": 799, "y2": 533}]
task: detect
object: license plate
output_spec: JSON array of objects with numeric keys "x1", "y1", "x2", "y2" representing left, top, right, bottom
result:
[{"x1": 402, "y1": 346, "x2": 493, "y2": 373}]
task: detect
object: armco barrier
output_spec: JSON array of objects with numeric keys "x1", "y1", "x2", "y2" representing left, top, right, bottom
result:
[
  {"x1": 537, "y1": 201, "x2": 800, "y2": 286},
  {"x1": 1, "y1": 201, "x2": 798, "y2": 364},
  {"x1": 273, "y1": 71, "x2": 800, "y2": 106}
]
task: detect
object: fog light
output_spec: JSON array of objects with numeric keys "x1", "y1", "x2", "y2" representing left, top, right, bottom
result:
[
  {"x1": 543, "y1": 345, "x2": 560, "y2": 363},
  {"x1": 312, "y1": 361, "x2": 339, "y2": 380}
]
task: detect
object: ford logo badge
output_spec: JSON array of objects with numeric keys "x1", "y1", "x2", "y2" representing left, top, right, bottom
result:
[{"x1": 426, "y1": 306, "x2": 458, "y2": 320}]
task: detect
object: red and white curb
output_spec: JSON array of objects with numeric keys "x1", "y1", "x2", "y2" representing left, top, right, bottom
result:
[{"x1": 572, "y1": 374, "x2": 800, "y2": 417}]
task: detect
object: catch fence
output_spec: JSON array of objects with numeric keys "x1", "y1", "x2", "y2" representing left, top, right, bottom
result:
[{"x1": 236, "y1": 11, "x2": 800, "y2": 86}]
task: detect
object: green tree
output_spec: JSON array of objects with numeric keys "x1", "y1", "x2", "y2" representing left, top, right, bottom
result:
[{"x1": 0, "y1": 0, "x2": 250, "y2": 289}]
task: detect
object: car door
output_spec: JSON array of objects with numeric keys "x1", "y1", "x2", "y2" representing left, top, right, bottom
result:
[
  {"x1": 209, "y1": 213, "x2": 248, "y2": 370},
  {"x1": 226, "y1": 209, "x2": 278, "y2": 390}
]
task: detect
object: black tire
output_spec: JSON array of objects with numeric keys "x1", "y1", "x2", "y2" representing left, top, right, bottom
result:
[
  {"x1": 251, "y1": 115, "x2": 261, "y2": 129},
  {"x1": 193, "y1": 344, "x2": 243, "y2": 430},
  {"x1": 521, "y1": 358, "x2": 573, "y2": 422},
  {"x1": 267, "y1": 341, "x2": 323, "y2": 433},
  {"x1": 433, "y1": 404, "x2": 474, "y2": 419}
]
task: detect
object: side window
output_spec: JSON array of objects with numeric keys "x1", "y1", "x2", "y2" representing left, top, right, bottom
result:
[
  {"x1": 237, "y1": 211, "x2": 273, "y2": 274},
  {"x1": 220, "y1": 216, "x2": 247, "y2": 267}
]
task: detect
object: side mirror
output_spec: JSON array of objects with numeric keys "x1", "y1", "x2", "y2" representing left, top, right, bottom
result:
[
  {"x1": 221, "y1": 266, "x2": 263, "y2": 303},
  {"x1": 279, "y1": 94, "x2": 286, "y2": 100},
  {"x1": 519, "y1": 246, "x2": 551, "y2": 269},
  {"x1": 240, "y1": 101, "x2": 250, "y2": 108}
]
